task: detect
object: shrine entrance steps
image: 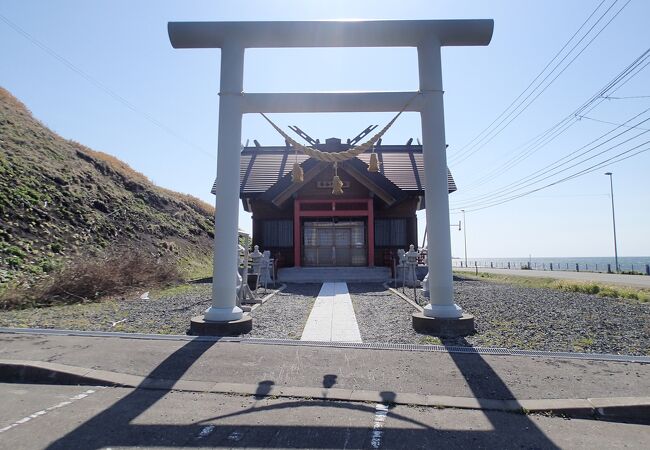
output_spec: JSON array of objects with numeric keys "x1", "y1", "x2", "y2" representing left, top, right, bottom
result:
[{"x1": 277, "y1": 267, "x2": 390, "y2": 283}]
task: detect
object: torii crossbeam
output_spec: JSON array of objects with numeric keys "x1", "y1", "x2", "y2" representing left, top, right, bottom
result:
[{"x1": 168, "y1": 19, "x2": 494, "y2": 335}]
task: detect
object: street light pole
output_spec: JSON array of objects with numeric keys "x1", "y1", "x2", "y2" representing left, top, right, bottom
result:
[
  {"x1": 461, "y1": 209, "x2": 468, "y2": 267},
  {"x1": 604, "y1": 172, "x2": 619, "y2": 273}
]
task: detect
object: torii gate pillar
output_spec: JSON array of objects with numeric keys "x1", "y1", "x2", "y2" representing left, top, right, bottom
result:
[
  {"x1": 417, "y1": 38, "x2": 460, "y2": 319},
  {"x1": 168, "y1": 20, "x2": 493, "y2": 336}
]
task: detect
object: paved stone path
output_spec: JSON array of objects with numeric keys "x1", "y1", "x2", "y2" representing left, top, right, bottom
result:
[
  {"x1": 454, "y1": 267, "x2": 650, "y2": 288},
  {"x1": 300, "y1": 282, "x2": 362, "y2": 342}
]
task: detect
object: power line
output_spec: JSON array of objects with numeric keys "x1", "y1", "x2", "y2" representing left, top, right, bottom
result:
[
  {"x1": 451, "y1": 105, "x2": 650, "y2": 205},
  {"x1": 451, "y1": 0, "x2": 632, "y2": 166},
  {"x1": 453, "y1": 142, "x2": 650, "y2": 212},
  {"x1": 603, "y1": 95, "x2": 650, "y2": 99},
  {"x1": 0, "y1": 12, "x2": 213, "y2": 160},
  {"x1": 577, "y1": 114, "x2": 650, "y2": 131},
  {"x1": 449, "y1": 0, "x2": 631, "y2": 166},
  {"x1": 450, "y1": 0, "x2": 629, "y2": 165},
  {"x1": 452, "y1": 109, "x2": 650, "y2": 207},
  {"x1": 453, "y1": 132, "x2": 649, "y2": 210},
  {"x1": 462, "y1": 105, "x2": 650, "y2": 201},
  {"x1": 449, "y1": 0, "x2": 607, "y2": 159},
  {"x1": 522, "y1": 193, "x2": 610, "y2": 198},
  {"x1": 457, "y1": 48, "x2": 650, "y2": 194}
]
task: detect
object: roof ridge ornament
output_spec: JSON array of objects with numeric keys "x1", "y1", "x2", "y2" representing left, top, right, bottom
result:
[{"x1": 260, "y1": 92, "x2": 419, "y2": 193}]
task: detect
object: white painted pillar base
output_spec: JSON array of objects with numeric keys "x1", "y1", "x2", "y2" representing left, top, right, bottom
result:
[
  {"x1": 418, "y1": 38, "x2": 463, "y2": 320},
  {"x1": 422, "y1": 303, "x2": 463, "y2": 318},
  {"x1": 203, "y1": 306, "x2": 244, "y2": 322}
]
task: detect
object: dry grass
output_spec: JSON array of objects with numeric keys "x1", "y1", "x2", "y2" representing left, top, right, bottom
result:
[
  {"x1": 0, "y1": 249, "x2": 181, "y2": 310},
  {"x1": 72, "y1": 142, "x2": 215, "y2": 217},
  {"x1": 159, "y1": 187, "x2": 215, "y2": 216},
  {"x1": 460, "y1": 272, "x2": 650, "y2": 303},
  {"x1": 70, "y1": 142, "x2": 153, "y2": 185},
  {"x1": 0, "y1": 87, "x2": 31, "y2": 114}
]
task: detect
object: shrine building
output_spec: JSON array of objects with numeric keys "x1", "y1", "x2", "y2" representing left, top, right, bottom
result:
[{"x1": 213, "y1": 134, "x2": 456, "y2": 269}]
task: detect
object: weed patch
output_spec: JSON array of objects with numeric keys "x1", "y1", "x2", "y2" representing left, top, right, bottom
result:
[
  {"x1": 152, "y1": 283, "x2": 200, "y2": 299},
  {"x1": 419, "y1": 335, "x2": 442, "y2": 345},
  {"x1": 573, "y1": 336, "x2": 595, "y2": 352},
  {"x1": 461, "y1": 272, "x2": 650, "y2": 303},
  {"x1": 0, "y1": 248, "x2": 181, "y2": 310}
]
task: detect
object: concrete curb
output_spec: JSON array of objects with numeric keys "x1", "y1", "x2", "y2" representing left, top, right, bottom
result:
[
  {"x1": 2, "y1": 327, "x2": 649, "y2": 363},
  {"x1": 2, "y1": 359, "x2": 648, "y2": 421}
]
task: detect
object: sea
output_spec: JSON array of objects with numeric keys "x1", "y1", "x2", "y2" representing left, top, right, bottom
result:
[{"x1": 452, "y1": 256, "x2": 650, "y2": 274}]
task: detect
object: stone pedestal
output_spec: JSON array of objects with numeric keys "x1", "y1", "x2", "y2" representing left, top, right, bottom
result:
[
  {"x1": 396, "y1": 266, "x2": 421, "y2": 288},
  {"x1": 246, "y1": 274, "x2": 259, "y2": 291},
  {"x1": 189, "y1": 315, "x2": 253, "y2": 336},
  {"x1": 395, "y1": 265, "x2": 403, "y2": 280},
  {"x1": 412, "y1": 312, "x2": 475, "y2": 337}
]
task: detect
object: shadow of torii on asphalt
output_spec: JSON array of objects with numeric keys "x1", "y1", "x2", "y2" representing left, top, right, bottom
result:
[{"x1": 44, "y1": 338, "x2": 560, "y2": 449}]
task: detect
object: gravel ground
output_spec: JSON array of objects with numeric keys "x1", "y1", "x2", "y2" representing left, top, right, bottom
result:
[
  {"x1": 348, "y1": 283, "x2": 422, "y2": 344},
  {"x1": 0, "y1": 282, "x2": 319, "y2": 339},
  {"x1": 1, "y1": 277, "x2": 648, "y2": 355},
  {"x1": 0, "y1": 283, "x2": 214, "y2": 335},
  {"x1": 248, "y1": 284, "x2": 320, "y2": 340},
  {"x1": 400, "y1": 276, "x2": 650, "y2": 355}
]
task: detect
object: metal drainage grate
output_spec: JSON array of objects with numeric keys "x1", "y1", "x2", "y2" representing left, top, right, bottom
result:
[
  {"x1": 508, "y1": 349, "x2": 650, "y2": 363},
  {"x1": 0, "y1": 327, "x2": 242, "y2": 343},
  {"x1": 240, "y1": 338, "x2": 650, "y2": 363}
]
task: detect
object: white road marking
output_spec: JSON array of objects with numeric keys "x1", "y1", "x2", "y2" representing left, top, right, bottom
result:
[
  {"x1": 0, "y1": 389, "x2": 97, "y2": 434},
  {"x1": 111, "y1": 318, "x2": 127, "y2": 327},
  {"x1": 228, "y1": 430, "x2": 243, "y2": 441},
  {"x1": 197, "y1": 425, "x2": 216, "y2": 439},
  {"x1": 46, "y1": 401, "x2": 71, "y2": 410},
  {"x1": 69, "y1": 392, "x2": 90, "y2": 400},
  {"x1": 301, "y1": 282, "x2": 362, "y2": 342},
  {"x1": 370, "y1": 403, "x2": 389, "y2": 449}
]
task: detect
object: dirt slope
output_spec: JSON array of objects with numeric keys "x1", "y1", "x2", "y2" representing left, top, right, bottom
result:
[{"x1": 0, "y1": 87, "x2": 214, "y2": 285}]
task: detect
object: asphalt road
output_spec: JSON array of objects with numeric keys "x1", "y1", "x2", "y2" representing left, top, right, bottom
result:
[
  {"x1": 454, "y1": 267, "x2": 650, "y2": 288},
  {"x1": 1, "y1": 383, "x2": 648, "y2": 449}
]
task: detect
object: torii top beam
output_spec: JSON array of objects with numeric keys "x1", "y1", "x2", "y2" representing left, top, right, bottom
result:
[{"x1": 168, "y1": 20, "x2": 493, "y2": 49}]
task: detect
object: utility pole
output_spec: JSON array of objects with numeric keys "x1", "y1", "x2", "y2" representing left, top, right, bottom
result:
[
  {"x1": 461, "y1": 209, "x2": 468, "y2": 267},
  {"x1": 605, "y1": 172, "x2": 619, "y2": 273}
]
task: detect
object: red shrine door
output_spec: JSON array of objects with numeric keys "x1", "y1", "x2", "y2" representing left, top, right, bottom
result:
[
  {"x1": 293, "y1": 199, "x2": 374, "y2": 267},
  {"x1": 303, "y1": 220, "x2": 366, "y2": 266}
]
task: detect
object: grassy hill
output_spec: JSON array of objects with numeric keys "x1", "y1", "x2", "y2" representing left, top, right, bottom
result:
[{"x1": 0, "y1": 87, "x2": 214, "y2": 300}]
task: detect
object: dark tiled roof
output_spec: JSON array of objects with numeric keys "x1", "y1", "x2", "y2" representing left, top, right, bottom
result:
[{"x1": 210, "y1": 144, "x2": 457, "y2": 195}]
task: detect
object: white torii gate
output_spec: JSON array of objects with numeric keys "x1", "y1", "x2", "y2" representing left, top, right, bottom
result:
[{"x1": 168, "y1": 20, "x2": 493, "y2": 335}]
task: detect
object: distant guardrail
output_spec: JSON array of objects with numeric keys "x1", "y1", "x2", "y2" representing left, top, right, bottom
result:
[{"x1": 453, "y1": 260, "x2": 650, "y2": 276}]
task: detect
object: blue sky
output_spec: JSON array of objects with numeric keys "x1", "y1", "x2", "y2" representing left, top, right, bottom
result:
[{"x1": 1, "y1": 0, "x2": 648, "y2": 258}]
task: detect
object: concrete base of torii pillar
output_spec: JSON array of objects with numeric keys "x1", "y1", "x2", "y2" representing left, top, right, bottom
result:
[
  {"x1": 413, "y1": 271, "x2": 475, "y2": 337},
  {"x1": 189, "y1": 315, "x2": 252, "y2": 336},
  {"x1": 412, "y1": 312, "x2": 475, "y2": 337}
]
